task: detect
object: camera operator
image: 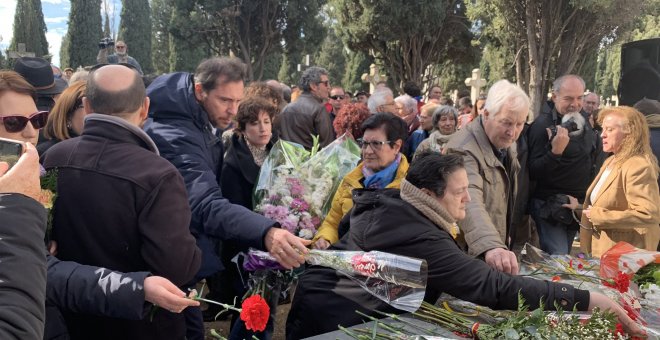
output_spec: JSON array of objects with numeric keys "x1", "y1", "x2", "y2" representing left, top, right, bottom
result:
[
  {"x1": 97, "y1": 38, "x2": 143, "y2": 75},
  {"x1": 527, "y1": 75, "x2": 603, "y2": 255}
]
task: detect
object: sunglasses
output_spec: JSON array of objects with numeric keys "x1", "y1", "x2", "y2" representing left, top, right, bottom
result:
[
  {"x1": 0, "y1": 111, "x2": 49, "y2": 133},
  {"x1": 329, "y1": 95, "x2": 344, "y2": 100},
  {"x1": 318, "y1": 80, "x2": 330, "y2": 87}
]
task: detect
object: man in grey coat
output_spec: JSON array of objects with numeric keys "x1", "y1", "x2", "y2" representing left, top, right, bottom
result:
[{"x1": 277, "y1": 66, "x2": 335, "y2": 149}]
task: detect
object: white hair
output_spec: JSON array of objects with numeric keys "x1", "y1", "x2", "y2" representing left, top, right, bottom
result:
[
  {"x1": 484, "y1": 79, "x2": 530, "y2": 118},
  {"x1": 394, "y1": 94, "x2": 418, "y2": 115},
  {"x1": 367, "y1": 87, "x2": 394, "y2": 113}
]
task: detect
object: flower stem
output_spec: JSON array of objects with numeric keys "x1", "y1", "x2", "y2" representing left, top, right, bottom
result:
[{"x1": 192, "y1": 297, "x2": 242, "y2": 313}]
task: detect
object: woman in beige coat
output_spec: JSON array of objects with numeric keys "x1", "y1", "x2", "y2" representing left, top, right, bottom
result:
[{"x1": 576, "y1": 106, "x2": 660, "y2": 257}]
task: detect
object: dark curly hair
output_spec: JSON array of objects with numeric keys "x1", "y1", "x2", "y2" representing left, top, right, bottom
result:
[
  {"x1": 333, "y1": 103, "x2": 371, "y2": 139},
  {"x1": 235, "y1": 96, "x2": 278, "y2": 132}
]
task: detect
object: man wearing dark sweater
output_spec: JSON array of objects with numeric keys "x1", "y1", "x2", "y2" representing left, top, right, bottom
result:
[{"x1": 527, "y1": 75, "x2": 601, "y2": 255}]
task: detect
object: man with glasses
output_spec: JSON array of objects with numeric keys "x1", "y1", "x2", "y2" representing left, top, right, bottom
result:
[
  {"x1": 367, "y1": 87, "x2": 396, "y2": 114},
  {"x1": 97, "y1": 40, "x2": 143, "y2": 75},
  {"x1": 278, "y1": 66, "x2": 334, "y2": 149},
  {"x1": 328, "y1": 86, "x2": 350, "y2": 129}
]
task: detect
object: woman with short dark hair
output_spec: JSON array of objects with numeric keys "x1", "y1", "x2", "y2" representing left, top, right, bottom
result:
[{"x1": 312, "y1": 112, "x2": 409, "y2": 249}]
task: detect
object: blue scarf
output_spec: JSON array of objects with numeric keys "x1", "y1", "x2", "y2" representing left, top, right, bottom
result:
[{"x1": 362, "y1": 153, "x2": 402, "y2": 189}]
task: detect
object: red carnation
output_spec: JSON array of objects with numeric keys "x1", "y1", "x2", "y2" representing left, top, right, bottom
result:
[
  {"x1": 614, "y1": 323, "x2": 625, "y2": 337},
  {"x1": 603, "y1": 271, "x2": 631, "y2": 293},
  {"x1": 240, "y1": 295, "x2": 270, "y2": 332}
]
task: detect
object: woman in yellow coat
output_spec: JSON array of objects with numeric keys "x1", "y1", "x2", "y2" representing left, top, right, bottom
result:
[
  {"x1": 578, "y1": 106, "x2": 660, "y2": 257},
  {"x1": 312, "y1": 112, "x2": 409, "y2": 249}
]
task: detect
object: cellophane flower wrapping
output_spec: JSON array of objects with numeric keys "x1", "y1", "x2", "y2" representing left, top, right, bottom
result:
[
  {"x1": 253, "y1": 134, "x2": 361, "y2": 239},
  {"x1": 599, "y1": 242, "x2": 660, "y2": 337},
  {"x1": 242, "y1": 248, "x2": 428, "y2": 312},
  {"x1": 520, "y1": 242, "x2": 660, "y2": 338}
]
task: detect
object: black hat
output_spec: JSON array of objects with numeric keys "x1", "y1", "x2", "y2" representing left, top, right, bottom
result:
[{"x1": 13, "y1": 57, "x2": 67, "y2": 96}]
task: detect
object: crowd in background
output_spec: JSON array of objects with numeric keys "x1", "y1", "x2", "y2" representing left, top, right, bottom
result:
[{"x1": 1, "y1": 52, "x2": 659, "y2": 340}]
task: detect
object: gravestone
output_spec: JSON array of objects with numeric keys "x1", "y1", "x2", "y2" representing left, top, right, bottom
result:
[
  {"x1": 361, "y1": 64, "x2": 387, "y2": 94},
  {"x1": 464, "y1": 68, "x2": 487, "y2": 104}
]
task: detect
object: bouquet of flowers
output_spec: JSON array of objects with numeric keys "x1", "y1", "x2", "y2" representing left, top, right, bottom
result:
[
  {"x1": 253, "y1": 134, "x2": 361, "y2": 239},
  {"x1": 242, "y1": 248, "x2": 428, "y2": 312}
]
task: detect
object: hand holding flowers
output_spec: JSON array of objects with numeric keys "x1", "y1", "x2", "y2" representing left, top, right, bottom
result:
[{"x1": 263, "y1": 227, "x2": 310, "y2": 269}]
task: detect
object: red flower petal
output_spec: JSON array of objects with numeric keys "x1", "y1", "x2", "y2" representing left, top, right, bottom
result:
[{"x1": 240, "y1": 295, "x2": 270, "y2": 332}]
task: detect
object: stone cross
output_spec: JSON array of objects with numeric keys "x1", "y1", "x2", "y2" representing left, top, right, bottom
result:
[
  {"x1": 7, "y1": 43, "x2": 35, "y2": 59},
  {"x1": 464, "y1": 68, "x2": 487, "y2": 104},
  {"x1": 361, "y1": 64, "x2": 387, "y2": 94}
]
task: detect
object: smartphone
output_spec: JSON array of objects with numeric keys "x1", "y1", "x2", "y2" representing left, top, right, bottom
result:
[{"x1": 0, "y1": 137, "x2": 26, "y2": 170}]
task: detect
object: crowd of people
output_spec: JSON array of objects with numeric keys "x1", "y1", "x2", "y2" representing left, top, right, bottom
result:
[{"x1": 1, "y1": 52, "x2": 659, "y2": 340}]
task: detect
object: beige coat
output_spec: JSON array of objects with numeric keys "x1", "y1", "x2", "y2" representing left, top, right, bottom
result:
[
  {"x1": 580, "y1": 155, "x2": 660, "y2": 257},
  {"x1": 446, "y1": 117, "x2": 519, "y2": 256}
]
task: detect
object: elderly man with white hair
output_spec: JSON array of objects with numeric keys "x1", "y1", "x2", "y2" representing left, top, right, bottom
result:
[
  {"x1": 395, "y1": 94, "x2": 420, "y2": 135},
  {"x1": 367, "y1": 87, "x2": 396, "y2": 114},
  {"x1": 445, "y1": 79, "x2": 530, "y2": 275}
]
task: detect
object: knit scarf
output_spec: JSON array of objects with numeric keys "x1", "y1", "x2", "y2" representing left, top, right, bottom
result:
[
  {"x1": 399, "y1": 178, "x2": 460, "y2": 238},
  {"x1": 362, "y1": 153, "x2": 402, "y2": 189},
  {"x1": 428, "y1": 130, "x2": 454, "y2": 152}
]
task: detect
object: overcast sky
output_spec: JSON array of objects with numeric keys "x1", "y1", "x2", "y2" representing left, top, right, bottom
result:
[{"x1": 0, "y1": 0, "x2": 120, "y2": 67}]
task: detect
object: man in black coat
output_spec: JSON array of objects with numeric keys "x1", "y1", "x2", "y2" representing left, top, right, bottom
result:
[
  {"x1": 527, "y1": 75, "x2": 601, "y2": 255},
  {"x1": 42, "y1": 65, "x2": 202, "y2": 340}
]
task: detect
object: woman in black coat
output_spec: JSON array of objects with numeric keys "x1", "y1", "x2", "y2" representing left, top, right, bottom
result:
[
  {"x1": 221, "y1": 96, "x2": 277, "y2": 210},
  {"x1": 286, "y1": 152, "x2": 641, "y2": 339}
]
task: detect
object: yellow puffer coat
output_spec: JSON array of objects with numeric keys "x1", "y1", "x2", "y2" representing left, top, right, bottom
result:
[{"x1": 313, "y1": 156, "x2": 409, "y2": 244}]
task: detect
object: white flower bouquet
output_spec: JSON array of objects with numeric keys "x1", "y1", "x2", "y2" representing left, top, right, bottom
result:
[{"x1": 253, "y1": 134, "x2": 361, "y2": 239}]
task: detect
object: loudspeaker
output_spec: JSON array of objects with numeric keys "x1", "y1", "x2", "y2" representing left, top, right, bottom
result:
[{"x1": 618, "y1": 38, "x2": 660, "y2": 106}]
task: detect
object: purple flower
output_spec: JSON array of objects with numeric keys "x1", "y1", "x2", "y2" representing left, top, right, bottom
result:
[
  {"x1": 243, "y1": 250, "x2": 285, "y2": 271},
  {"x1": 280, "y1": 215, "x2": 299, "y2": 233},
  {"x1": 290, "y1": 198, "x2": 309, "y2": 212}
]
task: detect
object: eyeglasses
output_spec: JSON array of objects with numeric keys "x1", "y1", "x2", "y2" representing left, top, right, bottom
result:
[
  {"x1": 0, "y1": 111, "x2": 49, "y2": 133},
  {"x1": 318, "y1": 80, "x2": 330, "y2": 87},
  {"x1": 329, "y1": 95, "x2": 344, "y2": 100},
  {"x1": 356, "y1": 138, "x2": 392, "y2": 150},
  {"x1": 116, "y1": 46, "x2": 126, "y2": 49}
]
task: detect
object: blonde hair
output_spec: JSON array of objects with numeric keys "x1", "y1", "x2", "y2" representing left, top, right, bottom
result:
[
  {"x1": 43, "y1": 80, "x2": 86, "y2": 141},
  {"x1": 598, "y1": 106, "x2": 659, "y2": 172}
]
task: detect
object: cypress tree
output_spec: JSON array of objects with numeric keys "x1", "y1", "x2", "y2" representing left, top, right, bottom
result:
[
  {"x1": 118, "y1": 0, "x2": 153, "y2": 74},
  {"x1": 10, "y1": 0, "x2": 49, "y2": 60},
  {"x1": 61, "y1": 0, "x2": 103, "y2": 69},
  {"x1": 150, "y1": 0, "x2": 171, "y2": 74}
]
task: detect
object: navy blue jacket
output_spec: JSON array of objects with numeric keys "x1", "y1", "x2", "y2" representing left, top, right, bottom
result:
[{"x1": 144, "y1": 72, "x2": 275, "y2": 279}]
